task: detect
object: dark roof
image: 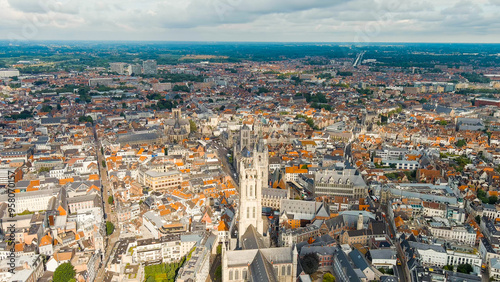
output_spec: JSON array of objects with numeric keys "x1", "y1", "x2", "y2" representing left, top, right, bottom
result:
[
  {"x1": 249, "y1": 250, "x2": 278, "y2": 282},
  {"x1": 349, "y1": 249, "x2": 370, "y2": 271},
  {"x1": 371, "y1": 221, "x2": 387, "y2": 236},
  {"x1": 241, "y1": 225, "x2": 267, "y2": 250}
]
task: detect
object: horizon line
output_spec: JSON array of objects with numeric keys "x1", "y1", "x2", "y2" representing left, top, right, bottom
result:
[{"x1": 2, "y1": 39, "x2": 500, "y2": 45}]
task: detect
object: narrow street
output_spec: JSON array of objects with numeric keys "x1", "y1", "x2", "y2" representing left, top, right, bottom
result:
[
  {"x1": 208, "y1": 254, "x2": 221, "y2": 282},
  {"x1": 93, "y1": 125, "x2": 120, "y2": 282}
]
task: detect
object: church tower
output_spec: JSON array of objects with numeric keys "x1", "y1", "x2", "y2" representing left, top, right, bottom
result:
[{"x1": 237, "y1": 139, "x2": 268, "y2": 246}]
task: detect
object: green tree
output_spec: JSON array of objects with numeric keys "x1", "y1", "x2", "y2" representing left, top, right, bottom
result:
[
  {"x1": 189, "y1": 120, "x2": 197, "y2": 132},
  {"x1": 443, "y1": 264, "x2": 454, "y2": 271},
  {"x1": 38, "y1": 167, "x2": 52, "y2": 173},
  {"x1": 475, "y1": 215, "x2": 481, "y2": 224},
  {"x1": 53, "y1": 262, "x2": 76, "y2": 282},
  {"x1": 455, "y1": 139, "x2": 467, "y2": 148},
  {"x1": 101, "y1": 160, "x2": 106, "y2": 168},
  {"x1": 301, "y1": 253, "x2": 320, "y2": 275},
  {"x1": 457, "y1": 263, "x2": 473, "y2": 274},
  {"x1": 41, "y1": 104, "x2": 53, "y2": 112},
  {"x1": 489, "y1": 196, "x2": 498, "y2": 205},
  {"x1": 301, "y1": 164, "x2": 308, "y2": 169},
  {"x1": 108, "y1": 196, "x2": 114, "y2": 205},
  {"x1": 216, "y1": 244, "x2": 222, "y2": 255},
  {"x1": 215, "y1": 265, "x2": 222, "y2": 281},
  {"x1": 323, "y1": 273, "x2": 335, "y2": 282},
  {"x1": 78, "y1": 115, "x2": 93, "y2": 123},
  {"x1": 173, "y1": 85, "x2": 190, "y2": 92},
  {"x1": 106, "y1": 221, "x2": 115, "y2": 236}
]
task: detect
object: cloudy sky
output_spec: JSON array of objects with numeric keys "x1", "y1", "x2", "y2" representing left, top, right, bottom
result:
[{"x1": 1, "y1": 0, "x2": 499, "y2": 42}]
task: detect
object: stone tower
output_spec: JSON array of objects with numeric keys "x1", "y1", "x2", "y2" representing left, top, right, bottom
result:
[
  {"x1": 172, "y1": 108, "x2": 181, "y2": 120},
  {"x1": 237, "y1": 140, "x2": 268, "y2": 245},
  {"x1": 357, "y1": 213, "x2": 364, "y2": 230}
]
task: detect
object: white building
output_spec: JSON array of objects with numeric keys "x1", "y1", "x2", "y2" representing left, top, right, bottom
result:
[
  {"x1": 131, "y1": 234, "x2": 200, "y2": 264},
  {"x1": 409, "y1": 242, "x2": 447, "y2": 266},
  {"x1": 0, "y1": 69, "x2": 20, "y2": 78},
  {"x1": 0, "y1": 189, "x2": 58, "y2": 213},
  {"x1": 446, "y1": 249, "x2": 481, "y2": 273},
  {"x1": 422, "y1": 202, "x2": 447, "y2": 218},
  {"x1": 369, "y1": 248, "x2": 398, "y2": 268},
  {"x1": 429, "y1": 226, "x2": 476, "y2": 245},
  {"x1": 143, "y1": 211, "x2": 166, "y2": 239}
]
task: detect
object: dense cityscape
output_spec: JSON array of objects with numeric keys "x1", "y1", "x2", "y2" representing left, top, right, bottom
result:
[{"x1": 1, "y1": 42, "x2": 500, "y2": 282}]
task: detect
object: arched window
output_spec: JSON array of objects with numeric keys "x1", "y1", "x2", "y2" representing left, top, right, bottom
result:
[
  {"x1": 247, "y1": 207, "x2": 250, "y2": 219},
  {"x1": 242, "y1": 270, "x2": 248, "y2": 280},
  {"x1": 287, "y1": 265, "x2": 291, "y2": 275},
  {"x1": 235, "y1": 269, "x2": 239, "y2": 280},
  {"x1": 253, "y1": 207, "x2": 256, "y2": 218},
  {"x1": 249, "y1": 185, "x2": 253, "y2": 198},
  {"x1": 229, "y1": 270, "x2": 233, "y2": 280},
  {"x1": 282, "y1": 266, "x2": 285, "y2": 275}
]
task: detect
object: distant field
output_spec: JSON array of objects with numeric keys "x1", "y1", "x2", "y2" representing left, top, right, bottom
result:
[{"x1": 180, "y1": 55, "x2": 228, "y2": 60}]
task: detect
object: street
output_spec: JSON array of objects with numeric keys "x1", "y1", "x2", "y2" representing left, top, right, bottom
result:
[
  {"x1": 93, "y1": 125, "x2": 121, "y2": 282},
  {"x1": 208, "y1": 253, "x2": 221, "y2": 282}
]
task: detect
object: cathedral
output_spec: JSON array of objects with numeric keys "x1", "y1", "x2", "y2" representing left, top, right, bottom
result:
[
  {"x1": 222, "y1": 126, "x2": 297, "y2": 282},
  {"x1": 163, "y1": 108, "x2": 190, "y2": 142}
]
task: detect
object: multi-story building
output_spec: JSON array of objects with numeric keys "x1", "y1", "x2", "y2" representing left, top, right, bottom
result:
[
  {"x1": 67, "y1": 194, "x2": 101, "y2": 214},
  {"x1": 109, "y1": 62, "x2": 127, "y2": 74},
  {"x1": 143, "y1": 60, "x2": 158, "y2": 75},
  {"x1": 0, "y1": 145, "x2": 33, "y2": 162},
  {"x1": 0, "y1": 254, "x2": 44, "y2": 282},
  {"x1": 0, "y1": 188, "x2": 59, "y2": 213},
  {"x1": 284, "y1": 166, "x2": 308, "y2": 182},
  {"x1": 132, "y1": 234, "x2": 199, "y2": 264},
  {"x1": 279, "y1": 225, "x2": 321, "y2": 247},
  {"x1": 409, "y1": 242, "x2": 448, "y2": 266},
  {"x1": 128, "y1": 63, "x2": 142, "y2": 75},
  {"x1": 381, "y1": 160, "x2": 419, "y2": 170},
  {"x1": 374, "y1": 146, "x2": 408, "y2": 160},
  {"x1": 429, "y1": 226, "x2": 477, "y2": 245},
  {"x1": 0, "y1": 68, "x2": 20, "y2": 78},
  {"x1": 422, "y1": 201, "x2": 447, "y2": 217},
  {"x1": 262, "y1": 187, "x2": 288, "y2": 210},
  {"x1": 446, "y1": 249, "x2": 481, "y2": 273},
  {"x1": 314, "y1": 168, "x2": 367, "y2": 199},
  {"x1": 138, "y1": 169, "x2": 183, "y2": 192},
  {"x1": 177, "y1": 246, "x2": 210, "y2": 282},
  {"x1": 280, "y1": 199, "x2": 329, "y2": 229}
]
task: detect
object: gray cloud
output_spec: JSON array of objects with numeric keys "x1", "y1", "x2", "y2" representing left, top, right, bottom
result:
[{"x1": 1, "y1": 0, "x2": 500, "y2": 42}]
